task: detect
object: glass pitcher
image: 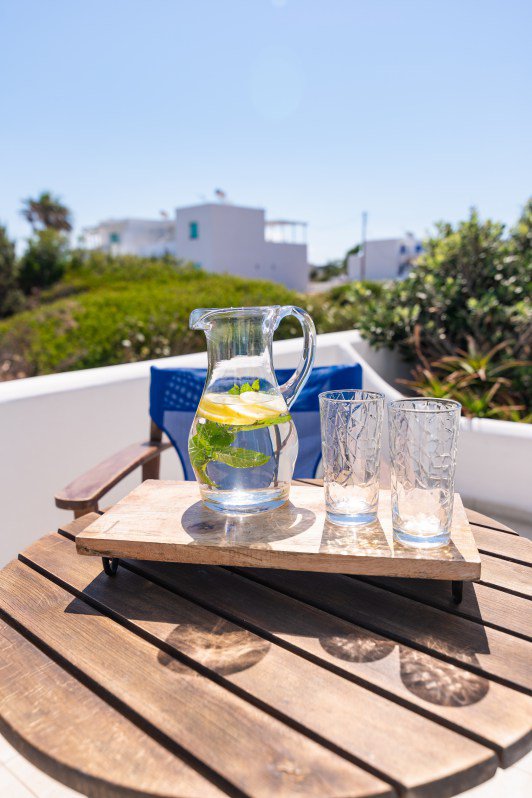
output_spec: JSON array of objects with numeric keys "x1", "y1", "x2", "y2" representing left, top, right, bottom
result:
[{"x1": 189, "y1": 306, "x2": 316, "y2": 514}]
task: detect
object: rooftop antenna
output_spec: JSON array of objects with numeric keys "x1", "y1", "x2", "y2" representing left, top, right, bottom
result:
[{"x1": 214, "y1": 188, "x2": 227, "y2": 203}]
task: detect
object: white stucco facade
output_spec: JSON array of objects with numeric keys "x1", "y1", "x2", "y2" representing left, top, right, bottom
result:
[
  {"x1": 175, "y1": 203, "x2": 308, "y2": 291},
  {"x1": 83, "y1": 218, "x2": 177, "y2": 258},
  {"x1": 348, "y1": 234, "x2": 423, "y2": 281},
  {"x1": 83, "y1": 203, "x2": 309, "y2": 292}
]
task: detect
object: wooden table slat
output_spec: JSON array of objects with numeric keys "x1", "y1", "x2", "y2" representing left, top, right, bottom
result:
[
  {"x1": 464, "y1": 510, "x2": 518, "y2": 535},
  {"x1": 18, "y1": 533, "x2": 499, "y2": 795},
  {"x1": 0, "y1": 559, "x2": 389, "y2": 798},
  {"x1": 117, "y1": 555, "x2": 532, "y2": 768},
  {"x1": 479, "y1": 553, "x2": 532, "y2": 600},
  {"x1": 0, "y1": 619, "x2": 224, "y2": 798},
  {"x1": 62, "y1": 513, "x2": 532, "y2": 682},
  {"x1": 234, "y1": 569, "x2": 532, "y2": 695},
  {"x1": 1, "y1": 486, "x2": 529, "y2": 798},
  {"x1": 360, "y1": 576, "x2": 532, "y2": 642},
  {"x1": 472, "y1": 526, "x2": 532, "y2": 566}
]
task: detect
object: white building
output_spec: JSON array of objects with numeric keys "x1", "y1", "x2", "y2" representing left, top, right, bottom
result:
[
  {"x1": 83, "y1": 202, "x2": 309, "y2": 292},
  {"x1": 82, "y1": 218, "x2": 177, "y2": 258},
  {"x1": 347, "y1": 234, "x2": 423, "y2": 281},
  {"x1": 175, "y1": 203, "x2": 308, "y2": 291}
]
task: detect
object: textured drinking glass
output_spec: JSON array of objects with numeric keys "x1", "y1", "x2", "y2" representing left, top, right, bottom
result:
[
  {"x1": 319, "y1": 390, "x2": 384, "y2": 525},
  {"x1": 389, "y1": 398, "x2": 461, "y2": 548}
]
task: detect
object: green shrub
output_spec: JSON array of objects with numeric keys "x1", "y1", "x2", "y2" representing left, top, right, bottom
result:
[
  {"x1": 19, "y1": 229, "x2": 70, "y2": 293},
  {"x1": 0, "y1": 226, "x2": 24, "y2": 318},
  {"x1": 356, "y1": 202, "x2": 532, "y2": 420},
  {"x1": 0, "y1": 265, "x2": 304, "y2": 378},
  {"x1": 305, "y1": 281, "x2": 384, "y2": 333}
]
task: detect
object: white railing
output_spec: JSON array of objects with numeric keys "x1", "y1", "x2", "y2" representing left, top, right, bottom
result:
[{"x1": 1, "y1": 330, "x2": 530, "y2": 565}]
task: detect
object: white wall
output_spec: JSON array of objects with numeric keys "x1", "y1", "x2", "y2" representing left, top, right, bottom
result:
[
  {"x1": 0, "y1": 335, "x2": 348, "y2": 566},
  {"x1": 83, "y1": 219, "x2": 177, "y2": 257},
  {"x1": 261, "y1": 242, "x2": 308, "y2": 291},
  {"x1": 348, "y1": 236, "x2": 421, "y2": 281},
  {"x1": 1, "y1": 330, "x2": 530, "y2": 567},
  {"x1": 175, "y1": 203, "x2": 309, "y2": 291},
  {"x1": 85, "y1": 205, "x2": 309, "y2": 291}
]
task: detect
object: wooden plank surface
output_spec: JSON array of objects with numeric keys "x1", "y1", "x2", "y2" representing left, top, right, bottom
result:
[
  {"x1": 478, "y1": 554, "x2": 532, "y2": 600},
  {"x1": 473, "y1": 526, "x2": 532, "y2": 566},
  {"x1": 19, "y1": 533, "x2": 498, "y2": 796},
  {"x1": 0, "y1": 559, "x2": 390, "y2": 798},
  {"x1": 237, "y1": 569, "x2": 532, "y2": 695},
  {"x1": 3, "y1": 490, "x2": 530, "y2": 798},
  {"x1": 0, "y1": 619, "x2": 224, "y2": 798},
  {"x1": 360, "y1": 576, "x2": 532, "y2": 642},
  {"x1": 116, "y1": 555, "x2": 532, "y2": 768},
  {"x1": 76, "y1": 480, "x2": 481, "y2": 580},
  {"x1": 463, "y1": 510, "x2": 517, "y2": 535}
]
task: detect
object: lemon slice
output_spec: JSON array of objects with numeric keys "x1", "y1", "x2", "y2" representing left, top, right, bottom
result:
[{"x1": 198, "y1": 392, "x2": 288, "y2": 425}]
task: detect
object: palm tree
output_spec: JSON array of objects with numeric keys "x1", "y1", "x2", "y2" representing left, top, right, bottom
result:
[{"x1": 20, "y1": 191, "x2": 72, "y2": 232}]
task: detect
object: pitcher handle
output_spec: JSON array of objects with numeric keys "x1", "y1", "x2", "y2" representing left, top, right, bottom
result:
[{"x1": 277, "y1": 307, "x2": 316, "y2": 409}]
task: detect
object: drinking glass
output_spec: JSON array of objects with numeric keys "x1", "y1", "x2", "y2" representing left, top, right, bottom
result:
[
  {"x1": 389, "y1": 398, "x2": 461, "y2": 548},
  {"x1": 319, "y1": 390, "x2": 384, "y2": 525}
]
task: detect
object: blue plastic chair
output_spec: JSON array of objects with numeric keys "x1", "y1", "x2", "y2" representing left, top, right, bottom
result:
[{"x1": 150, "y1": 364, "x2": 362, "y2": 479}]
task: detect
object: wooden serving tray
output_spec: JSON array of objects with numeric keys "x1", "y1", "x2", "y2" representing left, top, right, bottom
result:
[{"x1": 77, "y1": 480, "x2": 481, "y2": 581}]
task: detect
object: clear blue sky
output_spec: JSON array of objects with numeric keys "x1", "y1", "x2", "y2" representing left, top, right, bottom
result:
[{"x1": 1, "y1": 0, "x2": 530, "y2": 263}]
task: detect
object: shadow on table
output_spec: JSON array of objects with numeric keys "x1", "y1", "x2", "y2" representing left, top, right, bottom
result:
[
  {"x1": 182, "y1": 500, "x2": 316, "y2": 548},
  {"x1": 319, "y1": 624, "x2": 489, "y2": 706},
  {"x1": 64, "y1": 550, "x2": 489, "y2": 705},
  {"x1": 157, "y1": 616, "x2": 271, "y2": 676}
]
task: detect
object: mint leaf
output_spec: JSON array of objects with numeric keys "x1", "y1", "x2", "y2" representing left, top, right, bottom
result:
[
  {"x1": 197, "y1": 419, "x2": 235, "y2": 448},
  {"x1": 198, "y1": 463, "x2": 217, "y2": 486},
  {"x1": 214, "y1": 447, "x2": 270, "y2": 468},
  {"x1": 189, "y1": 433, "x2": 218, "y2": 486},
  {"x1": 252, "y1": 379, "x2": 260, "y2": 391},
  {"x1": 228, "y1": 384, "x2": 240, "y2": 395},
  {"x1": 240, "y1": 382, "x2": 253, "y2": 393},
  {"x1": 189, "y1": 434, "x2": 210, "y2": 467},
  {"x1": 189, "y1": 412, "x2": 290, "y2": 487}
]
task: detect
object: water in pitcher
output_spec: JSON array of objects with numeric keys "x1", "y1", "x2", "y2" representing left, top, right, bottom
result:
[{"x1": 189, "y1": 383, "x2": 298, "y2": 513}]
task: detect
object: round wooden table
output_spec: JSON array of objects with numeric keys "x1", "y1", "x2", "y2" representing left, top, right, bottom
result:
[{"x1": 0, "y1": 483, "x2": 530, "y2": 798}]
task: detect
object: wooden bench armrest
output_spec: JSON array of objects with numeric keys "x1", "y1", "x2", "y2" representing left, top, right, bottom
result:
[{"x1": 55, "y1": 440, "x2": 171, "y2": 513}]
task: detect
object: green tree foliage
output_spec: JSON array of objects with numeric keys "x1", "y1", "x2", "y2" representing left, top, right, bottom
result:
[
  {"x1": 18, "y1": 229, "x2": 70, "y2": 293},
  {"x1": 509, "y1": 197, "x2": 532, "y2": 257},
  {"x1": 20, "y1": 191, "x2": 72, "y2": 232},
  {"x1": 0, "y1": 226, "x2": 24, "y2": 318},
  {"x1": 355, "y1": 203, "x2": 532, "y2": 419},
  {"x1": 0, "y1": 260, "x2": 305, "y2": 378}
]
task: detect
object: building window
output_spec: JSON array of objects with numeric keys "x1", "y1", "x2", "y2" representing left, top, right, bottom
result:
[
  {"x1": 399, "y1": 244, "x2": 407, "y2": 255},
  {"x1": 109, "y1": 232, "x2": 120, "y2": 244},
  {"x1": 189, "y1": 221, "x2": 199, "y2": 240},
  {"x1": 415, "y1": 243, "x2": 423, "y2": 253}
]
